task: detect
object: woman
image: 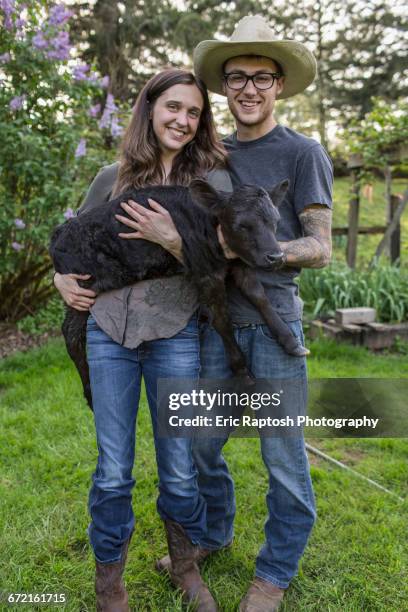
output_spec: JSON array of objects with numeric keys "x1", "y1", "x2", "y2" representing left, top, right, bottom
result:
[{"x1": 54, "y1": 69, "x2": 231, "y2": 612}]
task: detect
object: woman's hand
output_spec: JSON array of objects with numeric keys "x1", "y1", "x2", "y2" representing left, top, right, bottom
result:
[
  {"x1": 115, "y1": 198, "x2": 184, "y2": 262},
  {"x1": 54, "y1": 273, "x2": 97, "y2": 312},
  {"x1": 217, "y1": 225, "x2": 238, "y2": 259}
]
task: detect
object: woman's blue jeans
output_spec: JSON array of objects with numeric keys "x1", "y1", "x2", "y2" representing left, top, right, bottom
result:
[
  {"x1": 86, "y1": 314, "x2": 206, "y2": 563},
  {"x1": 193, "y1": 320, "x2": 316, "y2": 589}
]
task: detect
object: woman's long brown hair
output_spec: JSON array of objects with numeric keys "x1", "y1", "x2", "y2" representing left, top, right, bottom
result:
[{"x1": 112, "y1": 69, "x2": 227, "y2": 195}]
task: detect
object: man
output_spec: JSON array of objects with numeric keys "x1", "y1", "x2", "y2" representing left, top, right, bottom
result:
[
  {"x1": 187, "y1": 15, "x2": 333, "y2": 610},
  {"x1": 120, "y1": 15, "x2": 332, "y2": 610}
]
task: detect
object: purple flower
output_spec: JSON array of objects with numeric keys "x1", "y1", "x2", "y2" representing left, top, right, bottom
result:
[
  {"x1": 14, "y1": 218, "x2": 26, "y2": 229},
  {"x1": 110, "y1": 115, "x2": 123, "y2": 138},
  {"x1": 100, "y1": 75, "x2": 110, "y2": 89},
  {"x1": 1, "y1": 0, "x2": 15, "y2": 28},
  {"x1": 73, "y1": 63, "x2": 89, "y2": 81},
  {"x1": 0, "y1": 0, "x2": 15, "y2": 14},
  {"x1": 74, "y1": 138, "x2": 86, "y2": 158},
  {"x1": 98, "y1": 109, "x2": 111, "y2": 129},
  {"x1": 49, "y1": 4, "x2": 73, "y2": 26},
  {"x1": 32, "y1": 31, "x2": 48, "y2": 50},
  {"x1": 9, "y1": 94, "x2": 26, "y2": 111},
  {"x1": 15, "y1": 17, "x2": 25, "y2": 29},
  {"x1": 0, "y1": 52, "x2": 11, "y2": 63},
  {"x1": 98, "y1": 93, "x2": 120, "y2": 130},
  {"x1": 11, "y1": 241, "x2": 23, "y2": 251},
  {"x1": 88, "y1": 103, "x2": 101, "y2": 118},
  {"x1": 63, "y1": 208, "x2": 76, "y2": 219},
  {"x1": 105, "y1": 93, "x2": 118, "y2": 113},
  {"x1": 47, "y1": 30, "x2": 71, "y2": 60},
  {"x1": 46, "y1": 47, "x2": 70, "y2": 61},
  {"x1": 1, "y1": 0, "x2": 14, "y2": 9}
]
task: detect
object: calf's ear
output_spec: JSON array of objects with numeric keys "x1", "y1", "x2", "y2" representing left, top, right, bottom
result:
[
  {"x1": 189, "y1": 179, "x2": 227, "y2": 214},
  {"x1": 267, "y1": 179, "x2": 290, "y2": 208}
]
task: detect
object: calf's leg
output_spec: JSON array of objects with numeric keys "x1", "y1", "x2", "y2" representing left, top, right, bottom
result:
[
  {"x1": 62, "y1": 307, "x2": 93, "y2": 409},
  {"x1": 195, "y1": 274, "x2": 252, "y2": 379},
  {"x1": 230, "y1": 264, "x2": 309, "y2": 357}
]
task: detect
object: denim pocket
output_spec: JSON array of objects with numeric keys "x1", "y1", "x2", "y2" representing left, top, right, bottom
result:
[
  {"x1": 175, "y1": 315, "x2": 199, "y2": 339},
  {"x1": 259, "y1": 320, "x2": 303, "y2": 344}
]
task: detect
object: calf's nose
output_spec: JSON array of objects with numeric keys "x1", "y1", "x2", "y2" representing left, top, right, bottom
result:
[{"x1": 265, "y1": 252, "x2": 284, "y2": 265}]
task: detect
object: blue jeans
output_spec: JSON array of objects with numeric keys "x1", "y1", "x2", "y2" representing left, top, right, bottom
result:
[
  {"x1": 193, "y1": 320, "x2": 316, "y2": 589},
  {"x1": 86, "y1": 314, "x2": 206, "y2": 563}
]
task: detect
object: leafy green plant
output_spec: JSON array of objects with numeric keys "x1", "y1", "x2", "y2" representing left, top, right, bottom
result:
[
  {"x1": 0, "y1": 1, "x2": 119, "y2": 322},
  {"x1": 299, "y1": 262, "x2": 408, "y2": 323},
  {"x1": 344, "y1": 98, "x2": 408, "y2": 180},
  {"x1": 16, "y1": 296, "x2": 65, "y2": 335}
]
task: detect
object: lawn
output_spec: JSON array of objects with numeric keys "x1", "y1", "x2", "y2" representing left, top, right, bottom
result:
[
  {"x1": 0, "y1": 337, "x2": 407, "y2": 611},
  {"x1": 331, "y1": 177, "x2": 408, "y2": 266},
  {"x1": 1, "y1": 175, "x2": 407, "y2": 611}
]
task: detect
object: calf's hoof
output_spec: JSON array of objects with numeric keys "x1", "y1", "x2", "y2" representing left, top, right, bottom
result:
[{"x1": 287, "y1": 344, "x2": 310, "y2": 357}]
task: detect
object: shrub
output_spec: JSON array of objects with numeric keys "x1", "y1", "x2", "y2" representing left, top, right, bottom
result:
[
  {"x1": 344, "y1": 98, "x2": 408, "y2": 180},
  {"x1": 0, "y1": 1, "x2": 120, "y2": 322},
  {"x1": 299, "y1": 262, "x2": 408, "y2": 323},
  {"x1": 16, "y1": 296, "x2": 65, "y2": 335}
]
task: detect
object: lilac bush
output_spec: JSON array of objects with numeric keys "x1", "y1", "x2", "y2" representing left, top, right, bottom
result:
[{"x1": 0, "y1": 0, "x2": 123, "y2": 321}]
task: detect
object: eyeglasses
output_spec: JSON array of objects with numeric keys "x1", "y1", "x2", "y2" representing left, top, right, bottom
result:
[{"x1": 224, "y1": 72, "x2": 282, "y2": 91}]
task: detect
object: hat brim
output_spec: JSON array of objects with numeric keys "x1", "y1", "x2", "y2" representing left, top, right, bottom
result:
[{"x1": 193, "y1": 40, "x2": 316, "y2": 98}]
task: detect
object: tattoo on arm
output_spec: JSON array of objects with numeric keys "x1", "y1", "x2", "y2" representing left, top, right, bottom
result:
[{"x1": 280, "y1": 205, "x2": 332, "y2": 269}]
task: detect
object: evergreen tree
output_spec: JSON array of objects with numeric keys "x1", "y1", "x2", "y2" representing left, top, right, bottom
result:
[{"x1": 69, "y1": 0, "x2": 182, "y2": 100}]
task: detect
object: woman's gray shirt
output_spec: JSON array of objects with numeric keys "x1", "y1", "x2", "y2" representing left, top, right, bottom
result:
[{"x1": 78, "y1": 163, "x2": 232, "y2": 348}]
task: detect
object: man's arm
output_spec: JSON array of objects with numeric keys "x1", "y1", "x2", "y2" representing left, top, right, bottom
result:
[{"x1": 279, "y1": 204, "x2": 332, "y2": 269}]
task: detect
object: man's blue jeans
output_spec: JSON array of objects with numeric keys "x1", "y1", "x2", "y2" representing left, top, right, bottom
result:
[
  {"x1": 86, "y1": 314, "x2": 206, "y2": 563},
  {"x1": 193, "y1": 320, "x2": 316, "y2": 589}
]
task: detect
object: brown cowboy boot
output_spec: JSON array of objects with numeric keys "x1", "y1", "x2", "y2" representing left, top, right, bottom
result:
[
  {"x1": 239, "y1": 577, "x2": 285, "y2": 612},
  {"x1": 164, "y1": 519, "x2": 218, "y2": 611},
  {"x1": 95, "y1": 537, "x2": 131, "y2": 612},
  {"x1": 156, "y1": 540, "x2": 232, "y2": 573}
]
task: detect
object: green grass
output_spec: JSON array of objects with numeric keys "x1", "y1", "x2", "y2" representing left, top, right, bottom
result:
[
  {"x1": 0, "y1": 338, "x2": 407, "y2": 611},
  {"x1": 2, "y1": 174, "x2": 408, "y2": 610},
  {"x1": 332, "y1": 177, "x2": 408, "y2": 266}
]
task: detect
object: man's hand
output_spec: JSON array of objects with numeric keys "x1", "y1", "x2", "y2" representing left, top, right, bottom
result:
[
  {"x1": 115, "y1": 198, "x2": 184, "y2": 262},
  {"x1": 279, "y1": 204, "x2": 332, "y2": 268},
  {"x1": 217, "y1": 225, "x2": 239, "y2": 259},
  {"x1": 54, "y1": 273, "x2": 97, "y2": 311}
]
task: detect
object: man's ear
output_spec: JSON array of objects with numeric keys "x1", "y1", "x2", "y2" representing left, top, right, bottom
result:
[
  {"x1": 189, "y1": 179, "x2": 227, "y2": 214},
  {"x1": 267, "y1": 179, "x2": 289, "y2": 208},
  {"x1": 276, "y1": 75, "x2": 285, "y2": 96}
]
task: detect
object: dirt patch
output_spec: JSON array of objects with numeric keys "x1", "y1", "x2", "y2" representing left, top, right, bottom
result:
[
  {"x1": 0, "y1": 323, "x2": 60, "y2": 360},
  {"x1": 337, "y1": 447, "x2": 366, "y2": 465},
  {"x1": 307, "y1": 452, "x2": 324, "y2": 466},
  {"x1": 306, "y1": 440, "x2": 367, "y2": 468}
]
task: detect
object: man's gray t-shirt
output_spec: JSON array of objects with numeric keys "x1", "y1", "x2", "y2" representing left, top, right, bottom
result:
[{"x1": 224, "y1": 124, "x2": 333, "y2": 323}]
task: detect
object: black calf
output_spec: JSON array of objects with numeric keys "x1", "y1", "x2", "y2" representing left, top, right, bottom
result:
[{"x1": 50, "y1": 178, "x2": 308, "y2": 409}]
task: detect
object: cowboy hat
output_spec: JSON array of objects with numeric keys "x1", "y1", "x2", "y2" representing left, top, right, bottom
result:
[{"x1": 193, "y1": 15, "x2": 316, "y2": 99}]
